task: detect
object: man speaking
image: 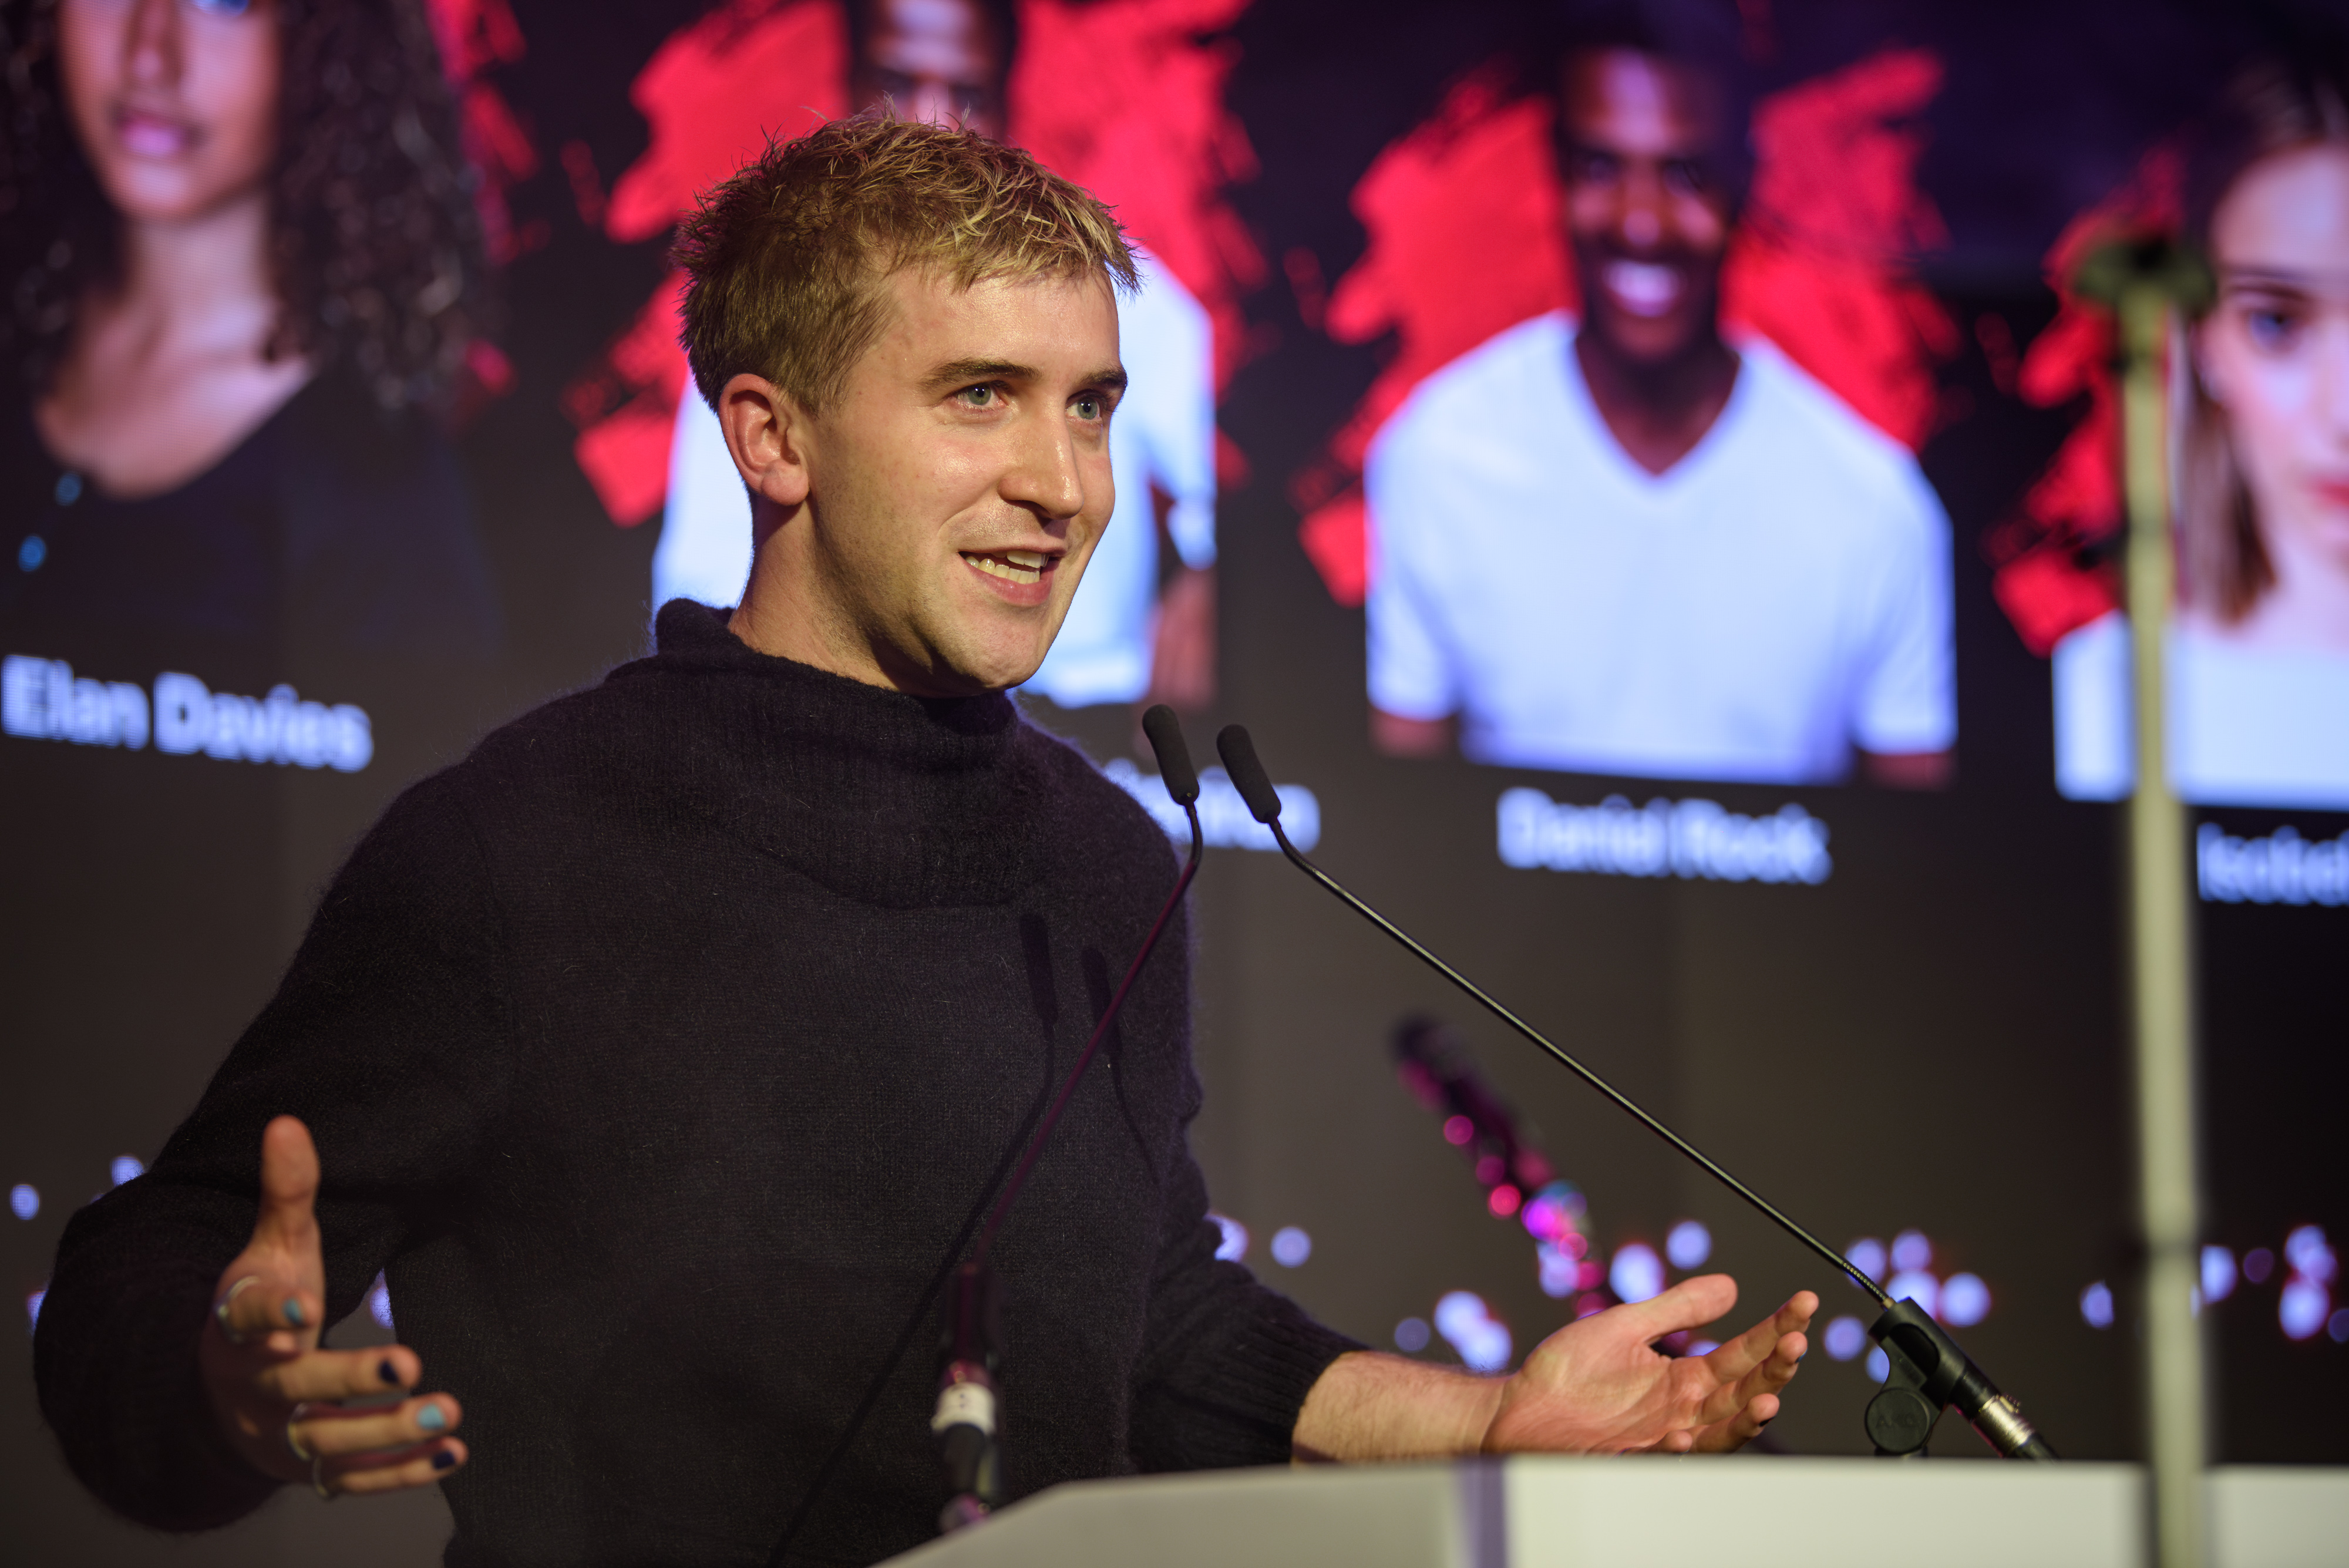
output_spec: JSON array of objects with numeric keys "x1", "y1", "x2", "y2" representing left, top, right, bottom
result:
[{"x1": 35, "y1": 116, "x2": 1814, "y2": 1567}]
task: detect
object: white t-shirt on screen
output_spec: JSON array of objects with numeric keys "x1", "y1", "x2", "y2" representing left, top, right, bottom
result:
[
  {"x1": 651, "y1": 250, "x2": 1217, "y2": 709},
  {"x1": 2053, "y1": 612, "x2": 2349, "y2": 810},
  {"x1": 1366, "y1": 311, "x2": 1955, "y2": 784}
]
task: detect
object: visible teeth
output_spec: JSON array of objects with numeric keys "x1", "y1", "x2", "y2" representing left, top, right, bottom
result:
[
  {"x1": 964, "y1": 552, "x2": 1041, "y2": 585},
  {"x1": 1004, "y1": 550, "x2": 1046, "y2": 569},
  {"x1": 1604, "y1": 260, "x2": 1681, "y2": 318}
]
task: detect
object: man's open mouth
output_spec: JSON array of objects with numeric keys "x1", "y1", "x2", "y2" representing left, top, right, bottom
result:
[
  {"x1": 1603, "y1": 259, "x2": 1683, "y2": 318},
  {"x1": 961, "y1": 549, "x2": 1051, "y2": 586}
]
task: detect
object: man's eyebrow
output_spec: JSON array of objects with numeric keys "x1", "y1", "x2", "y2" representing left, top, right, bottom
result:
[
  {"x1": 922, "y1": 358, "x2": 1130, "y2": 396},
  {"x1": 924, "y1": 358, "x2": 1037, "y2": 392}
]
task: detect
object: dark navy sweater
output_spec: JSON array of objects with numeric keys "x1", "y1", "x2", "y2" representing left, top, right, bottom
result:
[{"x1": 36, "y1": 601, "x2": 1355, "y2": 1567}]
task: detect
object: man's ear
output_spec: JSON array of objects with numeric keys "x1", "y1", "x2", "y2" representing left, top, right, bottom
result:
[{"x1": 718, "y1": 372, "x2": 814, "y2": 510}]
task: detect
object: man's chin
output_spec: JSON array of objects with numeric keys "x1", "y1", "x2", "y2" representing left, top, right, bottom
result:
[
  {"x1": 906, "y1": 632, "x2": 1055, "y2": 698},
  {"x1": 1584, "y1": 306, "x2": 1709, "y2": 366}
]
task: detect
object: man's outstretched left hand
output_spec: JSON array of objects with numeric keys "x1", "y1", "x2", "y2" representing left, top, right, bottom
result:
[{"x1": 1483, "y1": 1276, "x2": 1816, "y2": 1456}]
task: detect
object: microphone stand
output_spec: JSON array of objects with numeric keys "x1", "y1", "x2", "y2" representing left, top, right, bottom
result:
[
  {"x1": 1212, "y1": 724, "x2": 2055, "y2": 1461},
  {"x1": 930, "y1": 707, "x2": 1207, "y2": 1532}
]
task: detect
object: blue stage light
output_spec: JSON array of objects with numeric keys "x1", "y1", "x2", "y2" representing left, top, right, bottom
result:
[
  {"x1": 1889, "y1": 1270, "x2": 1939, "y2": 1320},
  {"x1": 2202, "y1": 1246, "x2": 2237, "y2": 1303},
  {"x1": 1891, "y1": 1230, "x2": 1933, "y2": 1273},
  {"x1": 1434, "y1": 1291, "x2": 1512, "y2": 1372},
  {"x1": 1666, "y1": 1220, "x2": 1712, "y2": 1270},
  {"x1": 1608, "y1": 1243, "x2": 1663, "y2": 1304},
  {"x1": 2081, "y1": 1281, "x2": 2115, "y2": 1329},
  {"x1": 1940, "y1": 1273, "x2": 1991, "y2": 1327}
]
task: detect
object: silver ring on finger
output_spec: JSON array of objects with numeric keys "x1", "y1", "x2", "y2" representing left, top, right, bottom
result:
[
  {"x1": 214, "y1": 1275, "x2": 264, "y2": 1347},
  {"x1": 285, "y1": 1402, "x2": 317, "y2": 1463}
]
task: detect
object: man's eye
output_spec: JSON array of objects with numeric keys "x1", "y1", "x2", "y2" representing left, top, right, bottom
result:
[
  {"x1": 1664, "y1": 160, "x2": 1708, "y2": 196},
  {"x1": 1072, "y1": 395, "x2": 1106, "y2": 422},
  {"x1": 957, "y1": 384, "x2": 999, "y2": 408},
  {"x1": 1570, "y1": 150, "x2": 1620, "y2": 184}
]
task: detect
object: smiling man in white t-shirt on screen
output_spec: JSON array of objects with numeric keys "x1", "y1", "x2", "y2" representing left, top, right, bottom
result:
[{"x1": 1367, "y1": 7, "x2": 1954, "y2": 788}]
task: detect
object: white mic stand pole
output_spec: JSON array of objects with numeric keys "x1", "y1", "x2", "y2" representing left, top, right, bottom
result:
[{"x1": 2079, "y1": 237, "x2": 2215, "y2": 1568}]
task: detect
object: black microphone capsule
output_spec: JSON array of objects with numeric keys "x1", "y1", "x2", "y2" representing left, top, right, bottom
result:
[
  {"x1": 1142, "y1": 705, "x2": 1199, "y2": 806},
  {"x1": 1215, "y1": 725, "x2": 1283, "y2": 824}
]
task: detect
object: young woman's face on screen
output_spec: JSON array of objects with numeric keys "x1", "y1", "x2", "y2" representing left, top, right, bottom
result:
[
  {"x1": 59, "y1": 0, "x2": 281, "y2": 226},
  {"x1": 2200, "y1": 143, "x2": 2349, "y2": 590}
]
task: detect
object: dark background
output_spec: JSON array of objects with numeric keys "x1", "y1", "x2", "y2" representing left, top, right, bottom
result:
[{"x1": 5, "y1": 0, "x2": 2344, "y2": 1561}]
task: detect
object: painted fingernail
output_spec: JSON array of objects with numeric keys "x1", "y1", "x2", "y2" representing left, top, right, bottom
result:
[
  {"x1": 417, "y1": 1403, "x2": 448, "y2": 1432},
  {"x1": 380, "y1": 1358, "x2": 402, "y2": 1385},
  {"x1": 283, "y1": 1300, "x2": 307, "y2": 1327},
  {"x1": 432, "y1": 1449, "x2": 457, "y2": 1471}
]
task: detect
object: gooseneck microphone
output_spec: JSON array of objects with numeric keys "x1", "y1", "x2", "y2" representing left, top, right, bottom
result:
[
  {"x1": 1211, "y1": 728, "x2": 1878, "y2": 1298},
  {"x1": 1212, "y1": 724, "x2": 2055, "y2": 1462},
  {"x1": 929, "y1": 706, "x2": 1207, "y2": 1531}
]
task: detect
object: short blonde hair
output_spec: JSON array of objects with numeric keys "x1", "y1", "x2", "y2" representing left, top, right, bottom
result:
[{"x1": 674, "y1": 112, "x2": 1137, "y2": 415}]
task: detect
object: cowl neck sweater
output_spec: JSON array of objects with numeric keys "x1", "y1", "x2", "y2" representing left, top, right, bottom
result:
[
  {"x1": 624, "y1": 604, "x2": 1045, "y2": 908},
  {"x1": 38, "y1": 601, "x2": 1356, "y2": 1567}
]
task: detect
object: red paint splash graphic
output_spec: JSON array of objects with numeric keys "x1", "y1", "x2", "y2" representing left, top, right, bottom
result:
[
  {"x1": 604, "y1": 0, "x2": 849, "y2": 245},
  {"x1": 1008, "y1": 0, "x2": 1260, "y2": 392},
  {"x1": 1294, "y1": 48, "x2": 1957, "y2": 607},
  {"x1": 568, "y1": 0, "x2": 1257, "y2": 528},
  {"x1": 423, "y1": 0, "x2": 539, "y2": 267},
  {"x1": 1981, "y1": 148, "x2": 2182, "y2": 656},
  {"x1": 568, "y1": 0, "x2": 846, "y2": 529}
]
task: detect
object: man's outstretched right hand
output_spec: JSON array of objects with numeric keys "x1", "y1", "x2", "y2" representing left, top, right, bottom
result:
[{"x1": 198, "y1": 1116, "x2": 466, "y2": 1496}]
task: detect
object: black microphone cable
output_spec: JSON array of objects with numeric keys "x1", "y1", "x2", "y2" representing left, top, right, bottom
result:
[
  {"x1": 932, "y1": 706, "x2": 1206, "y2": 1529},
  {"x1": 1212, "y1": 724, "x2": 2056, "y2": 1461},
  {"x1": 972, "y1": 704, "x2": 1205, "y2": 1267},
  {"x1": 766, "y1": 708, "x2": 1206, "y2": 1563}
]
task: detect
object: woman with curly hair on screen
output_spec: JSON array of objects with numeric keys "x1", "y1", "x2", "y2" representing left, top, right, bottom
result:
[{"x1": 0, "y1": 0, "x2": 499, "y2": 661}]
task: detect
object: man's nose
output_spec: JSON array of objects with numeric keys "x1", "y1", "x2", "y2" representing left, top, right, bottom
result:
[
  {"x1": 1001, "y1": 412, "x2": 1091, "y2": 525},
  {"x1": 1618, "y1": 177, "x2": 1667, "y2": 250}
]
